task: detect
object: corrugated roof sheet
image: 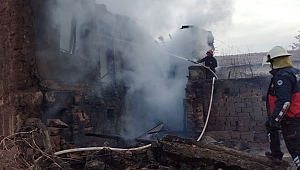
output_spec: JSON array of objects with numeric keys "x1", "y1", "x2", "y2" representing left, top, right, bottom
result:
[{"x1": 215, "y1": 50, "x2": 300, "y2": 66}]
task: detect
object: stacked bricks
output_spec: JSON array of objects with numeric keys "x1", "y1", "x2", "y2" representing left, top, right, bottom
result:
[
  {"x1": 0, "y1": 0, "x2": 41, "y2": 137},
  {"x1": 185, "y1": 66, "x2": 206, "y2": 137},
  {"x1": 40, "y1": 80, "x2": 126, "y2": 147},
  {"x1": 186, "y1": 66, "x2": 270, "y2": 144}
]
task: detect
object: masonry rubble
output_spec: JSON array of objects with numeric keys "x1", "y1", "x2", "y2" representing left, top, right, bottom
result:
[
  {"x1": 2, "y1": 122, "x2": 292, "y2": 170},
  {"x1": 1, "y1": 66, "x2": 293, "y2": 169}
]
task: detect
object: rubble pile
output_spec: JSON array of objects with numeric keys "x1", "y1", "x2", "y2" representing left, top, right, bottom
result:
[
  {"x1": 0, "y1": 120, "x2": 292, "y2": 170},
  {"x1": 61, "y1": 136, "x2": 291, "y2": 170}
]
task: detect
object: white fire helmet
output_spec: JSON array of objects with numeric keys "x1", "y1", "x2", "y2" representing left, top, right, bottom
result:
[{"x1": 262, "y1": 46, "x2": 291, "y2": 65}]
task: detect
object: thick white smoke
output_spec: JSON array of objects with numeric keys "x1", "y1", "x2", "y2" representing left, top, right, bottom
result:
[
  {"x1": 95, "y1": 0, "x2": 234, "y2": 42},
  {"x1": 92, "y1": 0, "x2": 234, "y2": 137},
  {"x1": 46, "y1": 0, "x2": 234, "y2": 139},
  {"x1": 117, "y1": 27, "x2": 217, "y2": 139}
]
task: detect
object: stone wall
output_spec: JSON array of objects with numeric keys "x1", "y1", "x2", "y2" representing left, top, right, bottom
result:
[
  {"x1": 29, "y1": 0, "x2": 127, "y2": 148},
  {"x1": 0, "y1": 0, "x2": 41, "y2": 137},
  {"x1": 39, "y1": 80, "x2": 126, "y2": 148},
  {"x1": 0, "y1": 0, "x2": 127, "y2": 149},
  {"x1": 186, "y1": 66, "x2": 270, "y2": 144}
]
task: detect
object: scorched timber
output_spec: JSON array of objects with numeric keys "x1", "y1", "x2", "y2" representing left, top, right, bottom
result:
[
  {"x1": 58, "y1": 135, "x2": 290, "y2": 169},
  {"x1": 156, "y1": 135, "x2": 289, "y2": 170}
]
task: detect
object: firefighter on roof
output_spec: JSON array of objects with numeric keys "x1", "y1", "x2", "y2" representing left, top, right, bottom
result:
[{"x1": 196, "y1": 49, "x2": 218, "y2": 79}]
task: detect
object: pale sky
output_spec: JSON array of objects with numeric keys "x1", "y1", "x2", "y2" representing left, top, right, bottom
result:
[
  {"x1": 216, "y1": 0, "x2": 300, "y2": 55},
  {"x1": 96, "y1": 0, "x2": 300, "y2": 55}
]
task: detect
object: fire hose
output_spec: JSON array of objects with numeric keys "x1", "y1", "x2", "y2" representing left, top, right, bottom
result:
[
  {"x1": 197, "y1": 76, "x2": 216, "y2": 141},
  {"x1": 158, "y1": 50, "x2": 219, "y2": 79},
  {"x1": 53, "y1": 65, "x2": 216, "y2": 155},
  {"x1": 53, "y1": 27, "x2": 217, "y2": 155},
  {"x1": 54, "y1": 144, "x2": 151, "y2": 155},
  {"x1": 158, "y1": 50, "x2": 218, "y2": 140}
]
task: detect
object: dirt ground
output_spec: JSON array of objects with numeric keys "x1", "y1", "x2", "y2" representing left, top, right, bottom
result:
[
  {"x1": 0, "y1": 133, "x2": 296, "y2": 170},
  {"x1": 64, "y1": 135, "x2": 294, "y2": 170},
  {"x1": 256, "y1": 143, "x2": 297, "y2": 170},
  {"x1": 202, "y1": 134, "x2": 297, "y2": 170}
]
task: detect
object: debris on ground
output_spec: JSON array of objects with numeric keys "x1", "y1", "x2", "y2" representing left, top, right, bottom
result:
[{"x1": 0, "y1": 122, "x2": 293, "y2": 170}]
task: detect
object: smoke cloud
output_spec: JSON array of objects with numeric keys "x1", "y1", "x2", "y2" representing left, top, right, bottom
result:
[
  {"x1": 94, "y1": 0, "x2": 234, "y2": 137},
  {"x1": 44, "y1": 0, "x2": 234, "y2": 139},
  {"x1": 95, "y1": 0, "x2": 234, "y2": 41}
]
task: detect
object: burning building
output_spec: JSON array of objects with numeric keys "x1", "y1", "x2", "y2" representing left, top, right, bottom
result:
[{"x1": 0, "y1": 0, "x2": 186, "y2": 155}]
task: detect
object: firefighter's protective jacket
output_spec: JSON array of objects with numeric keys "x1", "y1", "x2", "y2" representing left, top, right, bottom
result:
[
  {"x1": 198, "y1": 56, "x2": 218, "y2": 72},
  {"x1": 267, "y1": 67, "x2": 300, "y2": 120},
  {"x1": 197, "y1": 55, "x2": 218, "y2": 79}
]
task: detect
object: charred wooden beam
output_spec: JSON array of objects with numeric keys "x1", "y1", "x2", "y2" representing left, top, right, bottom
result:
[
  {"x1": 84, "y1": 133, "x2": 124, "y2": 140},
  {"x1": 84, "y1": 133, "x2": 158, "y2": 144},
  {"x1": 158, "y1": 135, "x2": 290, "y2": 170}
]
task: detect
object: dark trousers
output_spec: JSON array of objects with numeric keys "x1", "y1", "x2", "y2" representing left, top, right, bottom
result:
[
  {"x1": 266, "y1": 119, "x2": 300, "y2": 169},
  {"x1": 265, "y1": 120, "x2": 283, "y2": 157},
  {"x1": 205, "y1": 70, "x2": 215, "y2": 79}
]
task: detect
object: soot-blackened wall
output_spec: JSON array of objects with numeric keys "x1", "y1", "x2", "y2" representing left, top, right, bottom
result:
[
  {"x1": 0, "y1": 0, "x2": 42, "y2": 137},
  {"x1": 0, "y1": 0, "x2": 127, "y2": 149}
]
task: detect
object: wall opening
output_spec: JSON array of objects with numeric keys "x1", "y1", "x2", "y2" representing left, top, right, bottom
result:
[{"x1": 107, "y1": 109, "x2": 115, "y2": 122}]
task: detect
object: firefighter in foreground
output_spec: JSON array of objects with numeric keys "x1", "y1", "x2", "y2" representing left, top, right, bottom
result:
[
  {"x1": 262, "y1": 46, "x2": 300, "y2": 169},
  {"x1": 196, "y1": 49, "x2": 218, "y2": 79}
]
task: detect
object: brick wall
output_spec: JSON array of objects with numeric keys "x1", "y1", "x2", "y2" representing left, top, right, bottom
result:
[
  {"x1": 0, "y1": 0, "x2": 126, "y2": 147},
  {"x1": 28, "y1": 0, "x2": 127, "y2": 148},
  {"x1": 39, "y1": 80, "x2": 126, "y2": 148},
  {"x1": 186, "y1": 66, "x2": 270, "y2": 144},
  {"x1": 0, "y1": 0, "x2": 41, "y2": 137}
]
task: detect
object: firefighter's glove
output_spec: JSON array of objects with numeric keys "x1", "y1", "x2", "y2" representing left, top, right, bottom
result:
[{"x1": 269, "y1": 118, "x2": 281, "y2": 128}]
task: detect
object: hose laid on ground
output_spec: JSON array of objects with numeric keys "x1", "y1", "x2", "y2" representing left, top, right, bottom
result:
[
  {"x1": 197, "y1": 76, "x2": 216, "y2": 141},
  {"x1": 54, "y1": 144, "x2": 151, "y2": 156}
]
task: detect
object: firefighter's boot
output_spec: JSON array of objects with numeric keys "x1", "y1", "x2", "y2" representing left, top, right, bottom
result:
[{"x1": 265, "y1": 151, "x2": 284, "y2": 164}]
